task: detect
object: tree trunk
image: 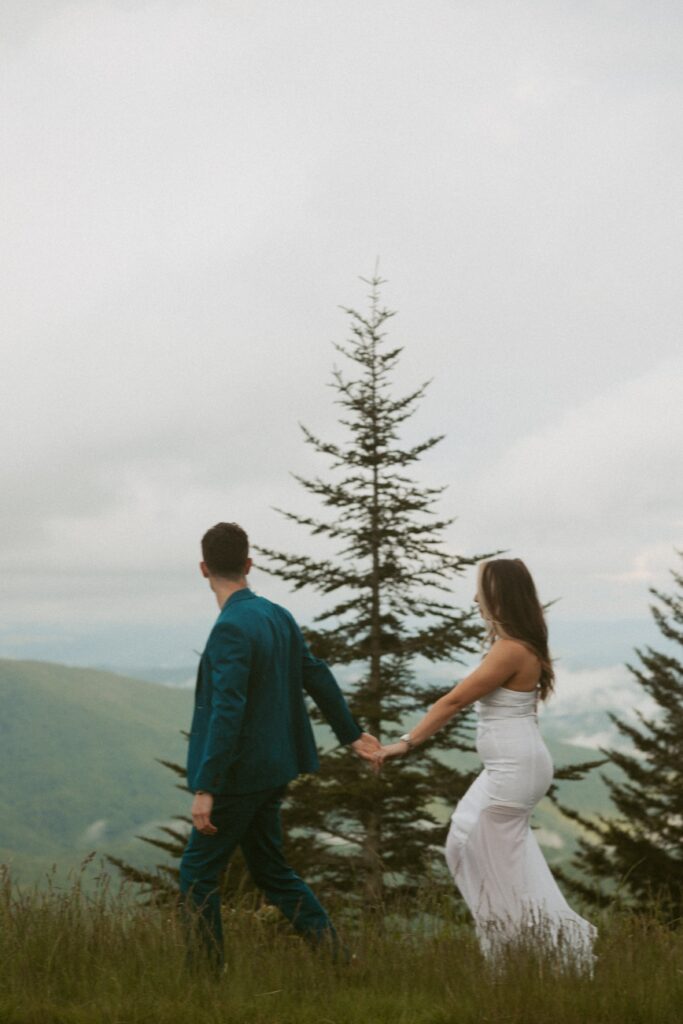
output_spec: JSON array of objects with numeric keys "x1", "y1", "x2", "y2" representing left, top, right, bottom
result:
[{"x1": 364, "y1": 316, "x2": 383, "y2": 907}]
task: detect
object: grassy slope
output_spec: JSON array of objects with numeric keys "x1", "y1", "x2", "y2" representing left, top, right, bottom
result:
[{"x1": 1, "y1": 871, "x2": 681, "y2": 1024}]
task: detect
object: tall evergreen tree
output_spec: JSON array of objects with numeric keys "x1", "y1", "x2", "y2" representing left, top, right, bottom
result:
[
  {"x1": 557, "y1": 553, "x2": 683, "y2": 917},
  {"x1": 256, "y1": 274, "x2": 492, "y2": 906},
  {"x1": 106, "y1": 277, "x2": 601, "y2": 912}
]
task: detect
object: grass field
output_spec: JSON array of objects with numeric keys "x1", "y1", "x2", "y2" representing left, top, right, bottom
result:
[{"x1": 1, "y1": 860, "x2": 682, "y2": 1024}]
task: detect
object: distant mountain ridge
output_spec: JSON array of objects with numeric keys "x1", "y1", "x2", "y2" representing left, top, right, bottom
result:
[
  {"x1": 0, "y1": 614, "x2": 665, "y2": 674},
  {"x1": 99, "y1": 665, "x2": 197, "y2": 688}
]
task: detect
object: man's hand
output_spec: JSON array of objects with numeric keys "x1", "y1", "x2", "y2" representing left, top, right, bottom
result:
[
  {"x1": 351, "y1": 732, "x2": 381, "y2": 763},
  {"x1": 192, "y1": 792, "x2": 218, "y2": 835}
]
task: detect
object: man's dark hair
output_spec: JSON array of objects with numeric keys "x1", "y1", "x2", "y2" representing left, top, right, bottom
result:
[{"x1": 201, "y1": 522, "x2": 249, "y2": 579}]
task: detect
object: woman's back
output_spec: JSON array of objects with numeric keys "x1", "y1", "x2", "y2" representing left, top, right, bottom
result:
[{"x1": 491, "y1": 636, "x2": 542, "y2": 692}]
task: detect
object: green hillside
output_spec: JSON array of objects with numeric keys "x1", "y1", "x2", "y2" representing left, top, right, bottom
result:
[{"x1": 0, "y1": 659, "x2": 192, "y2": 886}]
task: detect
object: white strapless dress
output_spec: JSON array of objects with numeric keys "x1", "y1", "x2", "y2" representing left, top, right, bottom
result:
[{"x1": 445, "y1": 685, "x2": 597, "y2": 970}]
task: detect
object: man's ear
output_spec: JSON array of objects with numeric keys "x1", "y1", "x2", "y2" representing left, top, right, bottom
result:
[
  {"x1": 244, "y1": 557, "x2": 253, "y2": 577},
  {"x1": 199, "y1": 561, "x2": 210, "y2": 579}
]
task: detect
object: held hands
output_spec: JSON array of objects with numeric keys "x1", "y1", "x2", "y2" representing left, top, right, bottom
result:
[
  {"x1": 351, "y1": 732, "x2": 382, "y2": 762},
  {"x1": 372, "y1": 740, "x2": 410, "y2": 773},
  {"x1": 351, "y1": 731, "x2": 412, "y2": 773},
  {"x1": 352, "y1": 733, "x2": 411, "y2": 770}
]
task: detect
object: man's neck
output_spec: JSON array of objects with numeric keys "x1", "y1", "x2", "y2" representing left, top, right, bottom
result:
[{"x1": 212, "y1": 578, "x2": 248, "y2": 610}]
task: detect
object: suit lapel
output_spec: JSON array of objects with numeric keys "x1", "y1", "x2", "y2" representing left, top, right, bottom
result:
[{"x1": 194, "y1": 653, "x2": 206, "y2": 700}]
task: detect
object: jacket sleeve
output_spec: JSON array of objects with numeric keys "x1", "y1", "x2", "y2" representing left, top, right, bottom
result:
[
  {"x1": 298, "y1": 629, "x2": 362, "y2": 746},
  {"x1": 193, "y1": 621, "x2": 251, "y2": 793}
]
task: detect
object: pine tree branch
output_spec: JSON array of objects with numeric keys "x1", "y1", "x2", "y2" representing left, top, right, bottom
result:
[{"x1": 155, "y1": 758, "x2": 186, "y2": 778}]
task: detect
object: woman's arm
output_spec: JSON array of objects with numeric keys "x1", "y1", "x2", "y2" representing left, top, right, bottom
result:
[{"x1": 374, "y1": 640, "x2": 525, "y2": 765}]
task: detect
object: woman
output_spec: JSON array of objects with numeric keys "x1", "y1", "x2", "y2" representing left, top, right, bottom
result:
[{"x1": 374, "y1": 558, "x2": 597, "y2": 970}]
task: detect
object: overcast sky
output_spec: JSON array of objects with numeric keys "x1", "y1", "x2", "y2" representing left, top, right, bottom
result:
[{"x1": 1, "y1": 0, "x2": 681, "y2": 669}]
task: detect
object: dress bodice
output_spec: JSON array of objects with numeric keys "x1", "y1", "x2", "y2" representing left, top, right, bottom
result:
[{"x1": 475, "y1": 685, "x2": 539, "y2": 721}]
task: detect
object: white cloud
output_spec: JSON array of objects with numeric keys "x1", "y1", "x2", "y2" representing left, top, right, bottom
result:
[
  {"x1": 449, "y1": 358, "x2": 683, "y2": 619},
  {"x1": 563, "y1": 729, "x2": 621, "y2": 752},
  {"x1": 541, "y1": 663, "x2": 659, "y2": 719},
  {"x1": 535, "y1": 827, "x2": 565, "y2": 851},
  {"x1": 80, "y1": 818, "x2": 108, "y2": 843},
  {"x1": 474, "y1": 357, "x2": 682, "y2": 526},
  {"x1": 537, "y1": 662, "x2": 663, "y2": 754},
  {"x1": 597, "y1": 543, "x2": 680, "y2": 585},
  {"x1": 1, "y1": 1, "x2": 682, "y2": 657}
]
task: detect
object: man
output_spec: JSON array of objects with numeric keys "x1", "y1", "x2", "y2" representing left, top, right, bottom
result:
[{"x1": 179, "y1": 521, "x2": 379, "y2": 971}]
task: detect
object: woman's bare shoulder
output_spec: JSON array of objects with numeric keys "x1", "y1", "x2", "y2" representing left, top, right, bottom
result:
[{"x1": 493, "y1": 636, "x2": 541, "y2": 664}]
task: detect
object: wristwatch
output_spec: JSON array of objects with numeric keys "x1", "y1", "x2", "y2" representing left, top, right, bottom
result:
[{"x1": 399, "y1": 733, "x2": 415, "y2": 750}]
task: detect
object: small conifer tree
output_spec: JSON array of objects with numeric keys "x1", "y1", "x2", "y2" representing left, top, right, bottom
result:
[{"x1": 556, "y1": 553, "x2": 683, "y2": 917}]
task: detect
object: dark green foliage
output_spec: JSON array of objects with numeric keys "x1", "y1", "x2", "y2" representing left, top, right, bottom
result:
[
  {"x1": 257, "y1": 274, "x2": 494, "y2": 906},
  {"x1": 556, "y1": 554, "x2": 683, "y2": 918}
]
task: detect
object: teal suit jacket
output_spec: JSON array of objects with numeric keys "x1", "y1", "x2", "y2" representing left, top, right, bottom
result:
[{"x1": 187, "y1": 589, "x2": 362, "y2": 795}]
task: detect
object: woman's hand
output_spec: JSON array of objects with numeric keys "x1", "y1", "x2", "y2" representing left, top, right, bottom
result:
[{"x1": 372, "y1": 740, "x2": 410, "y2": 772}]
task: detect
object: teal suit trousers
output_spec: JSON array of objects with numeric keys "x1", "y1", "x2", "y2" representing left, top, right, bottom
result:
[{"x1": 179, "y1": 785, "x2": 335, "y2": 970}]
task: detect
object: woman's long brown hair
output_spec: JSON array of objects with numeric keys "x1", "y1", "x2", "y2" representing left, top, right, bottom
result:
[{"x1": 478, "y1": 558, "x2": 555, "y2": 700}]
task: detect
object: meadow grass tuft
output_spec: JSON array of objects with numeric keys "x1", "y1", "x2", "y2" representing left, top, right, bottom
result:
[{"x1": 1, "y1": 859, "x2": 682, "y2": 1024}]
